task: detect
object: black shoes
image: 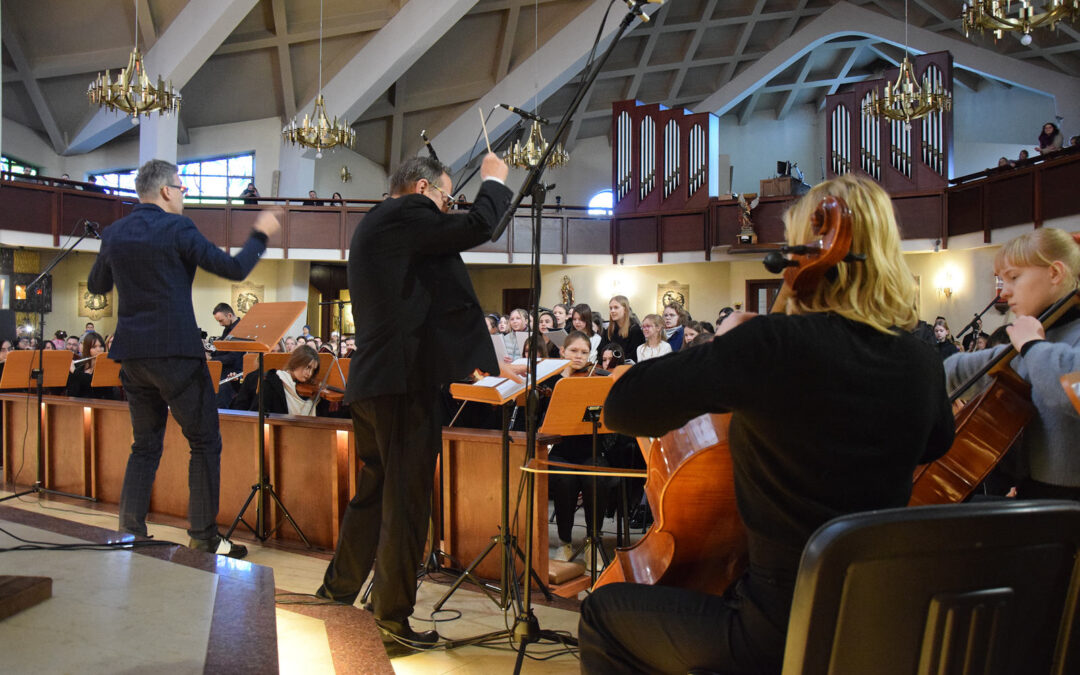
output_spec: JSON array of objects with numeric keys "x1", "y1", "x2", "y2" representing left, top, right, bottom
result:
[
  {"x1": 189, "y1": 536, "x2": 248, "y2": 559},
  {"x1": 376, "y1": 619, "x2": 439, "y2": 649}
]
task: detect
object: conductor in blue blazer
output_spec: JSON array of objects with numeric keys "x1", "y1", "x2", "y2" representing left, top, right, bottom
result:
[
  {"x1": 88, "y1": 159, "x2": 280, "y2": 559},
  {"x1": 317, "y1": 152, "x2": 511, "y2": 646}
]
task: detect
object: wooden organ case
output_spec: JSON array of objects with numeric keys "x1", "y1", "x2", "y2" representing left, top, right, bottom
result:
[
  {"x1": 825, "y1": 51, "x2": 954, "y2": 194},
  {"x1": 612, "y1": 100, "x2": 721, "y2": 216}
]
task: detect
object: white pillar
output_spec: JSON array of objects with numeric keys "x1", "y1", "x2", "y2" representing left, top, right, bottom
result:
[
  {"x1": 276, "y1": 147, "x2": 316, "y2": 199},
  {"x1": 138, "y1": 115, "x2": 179, "y2": 167}
]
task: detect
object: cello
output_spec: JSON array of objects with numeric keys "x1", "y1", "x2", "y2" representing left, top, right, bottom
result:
[
  {"x1": 909, "y1": 288, "x2": 1080, "y2": 504},
  {"x1": 594, "y1": 196, "x2": 860, "y2": 594}
]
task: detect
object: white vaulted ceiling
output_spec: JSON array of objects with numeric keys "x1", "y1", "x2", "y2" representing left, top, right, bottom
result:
[{"x1": 2, "y1": 0, "x2": 1078, "y2": 168}]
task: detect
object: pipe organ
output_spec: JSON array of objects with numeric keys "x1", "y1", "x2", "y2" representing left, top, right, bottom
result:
[
  {"x1": 825, "y1": 51, "x2": 953, "y2": 193},
  {"x1": 612, "y1": 100, "x2": 720, "y2": 215}
]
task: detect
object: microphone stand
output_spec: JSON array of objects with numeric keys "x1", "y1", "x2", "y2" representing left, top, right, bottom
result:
[
  {"x1": 1, "y1": 221, "x2": 99, "y2": 505},
  {"x1": 484, "y1": 4, "x2": 653, "y2": 671},
  {"x1": 953, "y1": 293, "x2": 1002, "y2": 348}
]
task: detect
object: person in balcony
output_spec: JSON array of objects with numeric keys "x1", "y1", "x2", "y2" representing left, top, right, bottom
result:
[{"x1": 1036, "y1": 122, "x2": 1063, "y2": 155}]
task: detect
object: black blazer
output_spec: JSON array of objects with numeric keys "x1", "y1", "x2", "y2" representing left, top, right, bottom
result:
[
  {"x1": 87, "y1": 203, "x2": 267, "y2": 361},
  {"x1": 345, "y1": 180, "x2": 511, "y2": 401}
]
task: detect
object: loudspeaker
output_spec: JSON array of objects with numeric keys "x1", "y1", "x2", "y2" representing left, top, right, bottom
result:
[{"x1": 0, "y1": 309, "x2": 16, "y2": 342}]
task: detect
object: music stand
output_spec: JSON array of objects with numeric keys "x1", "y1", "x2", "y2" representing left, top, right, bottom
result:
[
  {"x1": 204, "y1": 360, "x2": 224, "y2": 394},
  {"x1": 89, "y1": 354, "x2": 123, "y2": 389},
  {"x1": 214, "y1": 301, "x2": 310, "y2": 546},
  {"x1": 434, "y1": 359, "x2": 566, "y2": 613},
  {"x1": 0, "y1": 350, "x2": 95, "y2": 504}
]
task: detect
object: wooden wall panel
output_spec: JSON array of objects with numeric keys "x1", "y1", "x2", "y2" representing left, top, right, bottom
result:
[
  {"x1": 45, "y1": 404, "x2": 90, "y2": 497},
  {"x1": 660, "y1": 213, "x2": 707, "y2": 252},
  {"x1": 288, "y1": 211, "x2": 341, "y2": 250},
  {"x1": 986, "y1": 173, "x2": 1033, "y2": 229},
  {"x1": 269, "y1": 423, "x2": 343, "y2": 546},
  {"x1": 0, "y1": 185, "x2": 54, "y2": 234},
  {"x1": 893, "y1": 193, "x2": 944, "y2": 240},
  {"x1": 61, "y1": 193, "x2": 122, "y2": 234},
  {"x1": 188, "y1": 208, "x2": 228, "y2": 247},
  {"x1": 947, "y1": 186, "x2": 983, "y2": 238},
  {"x1": 440, "y1": 429, "x2": 549, "y2": 584},
  {"x1": 615, "y1": 216, "x2": 657, "y2": 254},
  {"x1": 1040, "y1": 160, "x2": 1080, "y2": 222}
]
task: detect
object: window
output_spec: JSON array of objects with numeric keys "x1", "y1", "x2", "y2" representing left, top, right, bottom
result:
[
  {"x1": 1, "y1": 155, "x2": 40, "y2": 176},
  {"x1": 588, "y1": 189, "x2": 614, "y2": 216},
  {"x1": 92, "y1": 152, "x2": 255, "y2": 204}
]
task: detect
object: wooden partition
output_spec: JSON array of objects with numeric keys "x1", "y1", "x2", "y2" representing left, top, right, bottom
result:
[{"x1": 1, "y1": 394, "x2": 554, "y2": 576}]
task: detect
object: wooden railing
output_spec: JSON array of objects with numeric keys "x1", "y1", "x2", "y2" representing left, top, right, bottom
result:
[{"x1": 4, "y1": 151, "x2": 1078, "y2": 259}]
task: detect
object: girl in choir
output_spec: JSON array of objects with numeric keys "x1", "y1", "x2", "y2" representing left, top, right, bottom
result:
[
  {"x1": 537, "y1": 311, "x2": 562, "y2": 357},
  {"x1": 944, "y1": 227, "x2": 1080, "y2": 500},
  {"x1": 571, "y1": 303, "x2": 601, "y2": 362},
  {"x1": 604, "y1": 295, "x2": 644, "y2": 359},
  {"x1": 579, "y1": 174, "x2": 953, "y2": 674},
  {"x1": 933, "y1": 318, "x2": 959, "y2": 360},
  {"x1": 682, "y1": 321, "x2": 700, "y2": 345},
  {"x1": 552, "y1": 303, "x2": 570, "y2": 330},
  {"x1": 661, "y1": 303, "x2": 689, "y2": 351},
  {"x1": 636, "y1": 314, "x2": 672, "y2": 362},
  {"x1": 485, "y1": 315, "x2": 499, "y2": 335},
  {"x1": 502, "y1": 308, "x2": 529, "y2": 361}
]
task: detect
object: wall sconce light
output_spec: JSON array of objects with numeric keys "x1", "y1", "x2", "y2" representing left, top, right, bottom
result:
[{"x1": 934, "y1": 265, "x2": 960, "y2": 300}]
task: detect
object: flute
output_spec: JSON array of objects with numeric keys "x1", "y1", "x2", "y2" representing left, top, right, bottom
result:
[{"x1": 219, "y1": 372, "x2": 243, "y2": 386}]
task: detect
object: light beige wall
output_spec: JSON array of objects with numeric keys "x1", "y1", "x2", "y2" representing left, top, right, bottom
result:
[
  {"x1": 466, "y1": 246, "x2": 1020, "y2": 332},
  {"x1": 469, "y1": 262, "x2": 743, "y2": 322},
  {"x1": 906, "y1": 246, "x2": 1010, "y2": 336},
  {"x1": 47, "y1": 253, "x2": 310, "y2": 339}
]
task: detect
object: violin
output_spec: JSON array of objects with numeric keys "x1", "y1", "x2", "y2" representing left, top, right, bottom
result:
[{"x1": 595, "y1": 196, "x2": 859, "y2": 596}]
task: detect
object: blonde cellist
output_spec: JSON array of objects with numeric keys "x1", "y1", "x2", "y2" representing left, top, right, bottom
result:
[{"x1": 578, "y1": 174, "x2": 954, "y2": 674}]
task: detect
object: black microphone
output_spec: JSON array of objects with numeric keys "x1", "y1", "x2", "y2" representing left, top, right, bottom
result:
[
  {"x1": 623, "y1": 0, "x2": 664, "y2": 22},
  {"x1": 498, "y1": 104, "x2": 549, "y2": 126},
  {"x1": 83, "y1": 220, "x2": 102, "y2": 239}
]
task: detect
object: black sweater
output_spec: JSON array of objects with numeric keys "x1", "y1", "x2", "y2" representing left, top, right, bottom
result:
[{"x1": 604, "y1": 312, "x2": 954, "y2": 575}]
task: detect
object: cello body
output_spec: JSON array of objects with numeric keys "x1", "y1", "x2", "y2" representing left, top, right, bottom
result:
[
  {"x1": 593, "y1": 413, "x2": 747, "y2": 595},
  {"x1": 909, "y1": 369, "x2": 1034, "y2": 504}
]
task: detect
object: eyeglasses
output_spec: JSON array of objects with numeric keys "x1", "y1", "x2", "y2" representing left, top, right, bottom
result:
[
  {"x1": 425, "y1": 181, "x2": 452, "y2": 206},
  {"x1": 167, "y1": 183, "x2": 189, "y2": 195}
]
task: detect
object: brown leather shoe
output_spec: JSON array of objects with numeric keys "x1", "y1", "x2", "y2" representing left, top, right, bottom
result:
[{"x1": 376, "y1": 619, "x2": 439, "y2": 649}]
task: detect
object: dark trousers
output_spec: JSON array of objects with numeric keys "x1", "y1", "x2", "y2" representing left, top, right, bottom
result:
[
  {"x1": 319, "y1": 389, "x2": 441, "y2": 622},
  {"x1": 578, "y1": 571, "x2": 791, "y2": 674},
  {"x1": 548, "y1": 450, "x2": 610, "y2": 544},
  {"x1": 118, "y1": 357, "x2": 222, "y2": 542}
]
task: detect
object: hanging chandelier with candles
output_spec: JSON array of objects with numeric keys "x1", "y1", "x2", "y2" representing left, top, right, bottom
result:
[
  {"x1": 961, "y1": 0, "x2": 1079, "y2": 45},
  {"x1": 862, "y1": 0, "x2": 952, "y2": 125},
  {"x1": 87, "y1": 1, "x2": 180, "y2": 120},
  {"x1": 504, "y1": 121, "x2": 569, "y2": 170},
  {"x1": 282, "y1": 0, "x2": 354, "y2": 157}
]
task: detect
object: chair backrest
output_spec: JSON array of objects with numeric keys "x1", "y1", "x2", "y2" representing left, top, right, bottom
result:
[{"x1": 782, "y1": 500, "x2": 1080, "y2": 675}]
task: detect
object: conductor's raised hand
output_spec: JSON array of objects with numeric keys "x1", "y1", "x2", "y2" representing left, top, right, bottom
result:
[
  {"x1": 253, "y1": 207, "x2": 283, "y2": 237},
  {"x1": 481, "y1": 152, "x2": 509, "y2": 183}
]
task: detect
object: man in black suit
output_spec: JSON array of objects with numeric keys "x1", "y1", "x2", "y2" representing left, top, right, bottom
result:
[
  {"x1": 211, "y1": 302, "x2": 243, "y2": 406},
  {"x1": 88, "y1": 159, "x2": 280, "y2": 558},
  {"x1": 316, "y1": 152, "x2": 511, "y2": 646}
]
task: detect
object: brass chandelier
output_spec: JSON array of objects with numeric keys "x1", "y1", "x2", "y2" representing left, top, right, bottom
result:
[
  {"x1": 87, "y1": 0, "x2": 180, "y2": 121},
  {"x1": 282, "y1": 0, "x2": 355, "y2": 157},
  {"x1": 862, "y1": 0, "x2": 951, "y2": 125},
  {"x1": 962, "y1": 0, "x2": 1079, "y2": 45},
  {"x1": 504, "y1": 121, "x2": 569, "y2": 169}
]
